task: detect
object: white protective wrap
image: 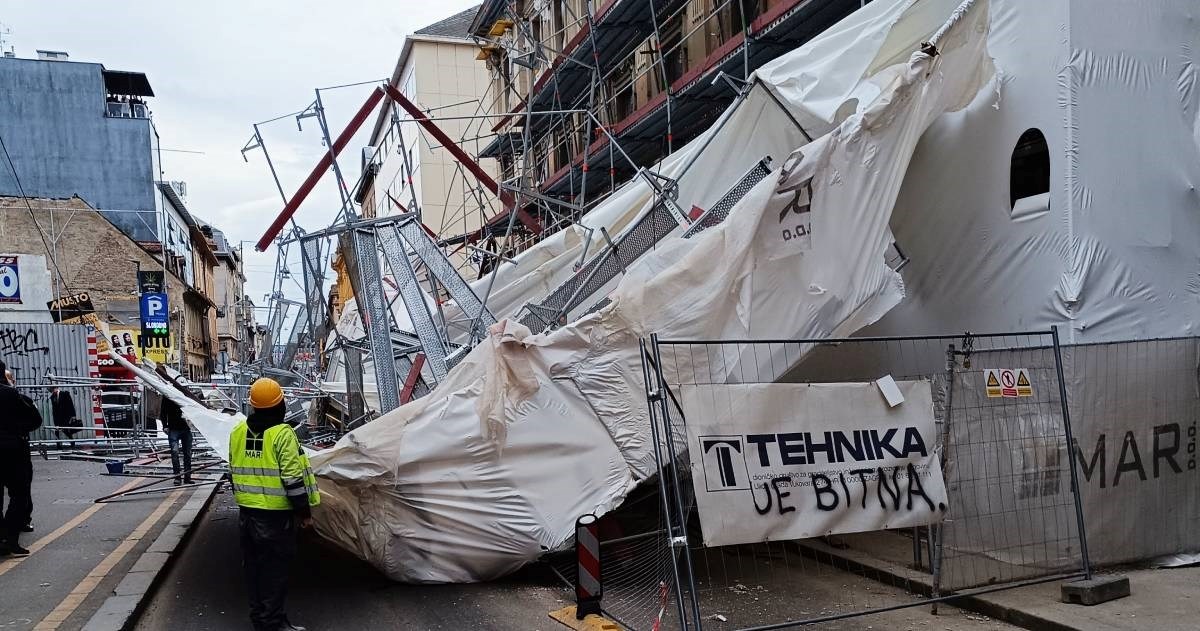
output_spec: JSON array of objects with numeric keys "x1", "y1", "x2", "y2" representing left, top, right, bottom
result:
[
  {"x1": 120, "y1": 0, "x2": 1200, "y2": 579},
  {"x1": 305, "y1": 0, "x2": 994, "y2": 582}
]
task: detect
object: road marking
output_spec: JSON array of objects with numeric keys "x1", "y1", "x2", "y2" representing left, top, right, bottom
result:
[
  {"x1": 0, "y1": 477, "x2": 146, "y2": 578},
  {"x1": 33, "y1": 488, "x2": 184, "y2": 630}
]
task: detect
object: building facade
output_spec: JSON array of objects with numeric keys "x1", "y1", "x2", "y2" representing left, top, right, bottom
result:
[
  {"x1": 0, "y1": 53, "x2": 170, "y2": 244},
  {"x1": 184, "y1": 221, "x2": 218, "y2": 381},
  {"x1": 466, "y1": 0, "x2": 869, "y2": 250},
  {"x1": 204, "y1": 222, "x2": 253, "y2": 369},
  {"x1": 332, "y1": 5, "x2": 499, "y2": 320},
  {"x1": 0, "y1": 50, "x2": 228, "y2": 380},
  {"x1": 0, "y1": 195, "x2": 187, "y2": 363}
]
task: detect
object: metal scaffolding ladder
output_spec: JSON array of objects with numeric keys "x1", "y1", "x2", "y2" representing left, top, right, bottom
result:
[
  {"x1": 339, "y1": 213, "x2": 497, "y2": 413},
  {"x1": 395, "y1": 218, "x2": 497, "y2": 341},
  {"x1": 377, "y1": 224, "x2": 450, "y2": 383},
  {"x1": 349, "y1": 228, "x2": 403, "y2": 413}
]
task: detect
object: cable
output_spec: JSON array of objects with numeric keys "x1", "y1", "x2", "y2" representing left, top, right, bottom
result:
[{"x1": 0, "y1": 128, "x2": 74, "y2": 297}]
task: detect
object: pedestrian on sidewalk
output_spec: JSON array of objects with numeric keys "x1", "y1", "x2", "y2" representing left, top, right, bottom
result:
[
  {"x1": 230, "y1": 378, "x2": 319, "y2": 631},
  {"x1": 0, "y1": 360, "x2": 43, "y2": 556}
]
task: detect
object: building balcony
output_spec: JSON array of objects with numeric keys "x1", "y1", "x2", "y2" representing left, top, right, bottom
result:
[{"x1": 105, "y1": 100, "x2": 151, "y2": 119}]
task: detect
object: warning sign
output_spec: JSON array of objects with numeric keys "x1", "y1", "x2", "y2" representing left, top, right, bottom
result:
[
  {"x1": 985, "y1": 370, "x2": 1002, "y2": 398},
  {"x1": 985, "y1": 369, "x2": 1032, "y2": 398},
  {"x1": 1016, "y1": 369, "x2": 1032, "y2": 397}
]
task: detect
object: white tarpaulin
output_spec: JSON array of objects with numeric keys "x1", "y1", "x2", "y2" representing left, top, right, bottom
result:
[
  {"x1": 301, "y1": 0, "x2": 993, "y2": 582},
  {"x1": 117, "y1": 0, "x2": 1200, "y2": 578},
  {"x1": 682, "y1": 381, "x2": 948, "y2": 547},
  {"x1": 119, "y1": 0, "x2": 994, "y2": 582}
]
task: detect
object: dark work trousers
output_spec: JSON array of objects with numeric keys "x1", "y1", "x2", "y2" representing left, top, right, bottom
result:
[
  {"x1": 239, "y1": 509, "x2": 297, "y2": 631},
  {"x1": 167, "y1": 429, "x2": 193, "y2": 482},
  {"x1": 0, "y1": 446, "x2": 33, "y2": 545}
]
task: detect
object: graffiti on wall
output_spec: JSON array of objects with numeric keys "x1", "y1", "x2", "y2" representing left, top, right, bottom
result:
[{"x1": 0, "y1": 326, "x2": 50, "y2": 358}]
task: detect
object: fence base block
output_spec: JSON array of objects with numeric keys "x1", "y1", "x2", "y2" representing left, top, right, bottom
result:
[
  {"x1": 1060, "y1": 576, "x2": 1130, "y2": 606},
  {"x1": 548, "y1": 606, "x2": 620, "y2": 631}
]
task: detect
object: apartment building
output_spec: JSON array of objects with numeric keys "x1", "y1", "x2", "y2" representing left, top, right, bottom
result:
[
  {"x1": 335, "y1": 5, "x2": 499, "y2": 318},
  {"x1": 468, "y1": 0, "x2": 869, "y2": 245}
]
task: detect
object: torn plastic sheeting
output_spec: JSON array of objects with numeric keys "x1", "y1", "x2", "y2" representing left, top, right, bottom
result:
[
  {"x1": 439, "y1": 84, "x2": 815, "y2": 334},
  {"x1": 106, "y1": 351, "x2": 240, "y2": 463},
  {"x1": 307, "y1": 0, "x2": 994, "y2": 583}
]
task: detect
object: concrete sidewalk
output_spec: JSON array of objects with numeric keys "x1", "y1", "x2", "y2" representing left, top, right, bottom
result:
[
  {"x1": 802, "y1": 533, "x2": 1199, "y2": 631},
  {"x1": 973, "y1": 566, "x2": 1198, "y2": 631},
  {"x1": 0, "y1": 457, "x2": 219, "y2": 631}
]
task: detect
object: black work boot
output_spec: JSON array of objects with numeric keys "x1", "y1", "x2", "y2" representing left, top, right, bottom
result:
[{"x1": 5, "y1": 537, "x2": 29, "y2": 556}]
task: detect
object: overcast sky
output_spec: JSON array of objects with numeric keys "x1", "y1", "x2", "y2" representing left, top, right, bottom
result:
[{"x1": 1, "y1": 0, "x2": 480, "y2": 319}]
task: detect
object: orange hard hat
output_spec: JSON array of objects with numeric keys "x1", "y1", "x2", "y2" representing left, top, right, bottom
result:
[{"x1": 248, "y1": 378, "x2": 284, "y2": 409}]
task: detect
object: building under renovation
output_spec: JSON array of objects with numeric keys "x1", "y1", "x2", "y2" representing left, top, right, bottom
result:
[
  {"x1": 462, "y1": 0, "x2": 870, "y2": 254},
  {"x1": 184, "y1": 0, "x2": 1200, "y2": 627}
]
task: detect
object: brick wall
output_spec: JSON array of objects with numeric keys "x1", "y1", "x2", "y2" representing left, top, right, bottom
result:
[{"x1": 0, "y1": 195, "x2": 186, "y2": 330}]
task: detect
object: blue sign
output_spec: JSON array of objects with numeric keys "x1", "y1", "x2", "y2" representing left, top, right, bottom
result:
[
  {"x1": 140, "y1": 292, "x2": 169, "y2": 337},
  {"x1": 0, "y1": 255, "x2": 21, "y2": 304}
]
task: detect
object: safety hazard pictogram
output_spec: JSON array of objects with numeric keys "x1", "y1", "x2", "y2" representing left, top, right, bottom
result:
[
  {"x1": 1016, "y1": 368, "x2": 1033, "y2": 397},
  {"x1": 985, "y1": 370, "x2": 1002, "y2": 398},
  {"x1": 985, "y1": 368, "x2": 1032, "y2": 398}
]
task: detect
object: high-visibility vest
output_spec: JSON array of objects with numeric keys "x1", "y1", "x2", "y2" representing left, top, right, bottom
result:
[{"x1": 229, "y1": 421, "x2": 320, "y2": 511}]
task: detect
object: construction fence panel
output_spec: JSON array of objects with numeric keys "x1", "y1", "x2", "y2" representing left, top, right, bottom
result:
[
  {"x1": 639, "y1": 331, "x2": 1090, "y2": 630},
  {"x1": 0, "y1": 322, "x2": 95, "y2": 442},
  {"x1": 1059, "y1": 336, "x2": 1200, "y2": 566}
]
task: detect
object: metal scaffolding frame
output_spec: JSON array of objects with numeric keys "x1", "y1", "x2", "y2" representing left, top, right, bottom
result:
[{"x1": 241, "y1": 2, "x2": 855, "y2": 432}]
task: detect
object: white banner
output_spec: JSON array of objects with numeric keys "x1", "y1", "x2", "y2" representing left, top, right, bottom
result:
[{"x1": 682, "y1": 381, "x2": 949, "y2": 547}]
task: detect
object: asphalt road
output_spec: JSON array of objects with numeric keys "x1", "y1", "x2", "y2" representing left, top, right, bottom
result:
[
  {"x1": 0, "y1": 458, "x2": 189, "y2": 631},
  {"x1": 133, "y1": 492, "x2": 570, "y2": 631},
  {"x1": 4, "y1": 459, "x2": 1020, "y2": 631},
  {"x1": 136, "y1": 490, "x2": 1021, "y2": 631}
]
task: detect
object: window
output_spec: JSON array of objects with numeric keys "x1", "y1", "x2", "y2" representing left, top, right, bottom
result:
[
  {"x1": 660, "y1": 15, "x2": 685, "y2": 86},
  {"x1": 1010, "y1": 128, "x2": 1050, "y2": 210}
]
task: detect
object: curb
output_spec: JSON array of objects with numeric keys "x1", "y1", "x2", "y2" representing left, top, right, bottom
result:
[
  {"x1": 795, "y1": 539, "x2": 1085, "y2": 631},
  {"x1": 81, "y1": 479, "x2": 223, "y2": 631}
]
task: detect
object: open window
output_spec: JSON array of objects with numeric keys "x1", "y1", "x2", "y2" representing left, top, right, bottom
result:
[{"x1": 1009, "y1": 128, "x2": 1050, "y2": 219}]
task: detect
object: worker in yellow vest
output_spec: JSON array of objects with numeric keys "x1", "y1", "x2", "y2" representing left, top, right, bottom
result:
[{"x1": 229, "y1": 378, "x2": 319, "y2": 631}]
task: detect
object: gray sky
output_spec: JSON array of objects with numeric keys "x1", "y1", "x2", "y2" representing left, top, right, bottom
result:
[{"x1": 1, "y1": 0, "x2": 480, "y2": 320}]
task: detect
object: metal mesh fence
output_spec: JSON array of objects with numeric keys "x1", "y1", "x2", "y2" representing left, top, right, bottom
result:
[
  {"x1": 638, "y1": 331, "x2": 1090, "y2": 630},
  {"x1": 1058, "y1": 336, "x2": 1200, "y2": 566}
]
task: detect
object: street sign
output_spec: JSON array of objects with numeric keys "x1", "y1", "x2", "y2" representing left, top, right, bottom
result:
[
  {"x1": 137, "y1": 269, "x2": 165, "y2": 294},
  {"x1": 48, "y1": 292, "x2": 95, "y2": 322},
  {"x1": 139, "y1": 291, "x2": 170, "y2": 340}
]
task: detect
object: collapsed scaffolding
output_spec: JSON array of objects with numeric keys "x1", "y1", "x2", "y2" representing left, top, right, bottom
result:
[{"x1": 243, "y1": 2, "x2": 908, "y2": 434}]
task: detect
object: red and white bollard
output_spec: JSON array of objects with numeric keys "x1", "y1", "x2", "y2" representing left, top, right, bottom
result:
[
  {"x1": 651, "y1": 580, "x2": 670, "y2": 631},
  {"x1": 575, "y1": 514, "x2": 602, "y2": 619}
]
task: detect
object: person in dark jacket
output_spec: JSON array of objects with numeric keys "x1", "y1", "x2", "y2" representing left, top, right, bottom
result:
[
  {"x1": 50, "y1": 387, "x2": 80, "y2": 448},
  {"x1": 162, "y1": 396, "x2": 192, "y2": 485},
  {"x1": 0, "y1": 360, "x2": 43, "y2": 556},
  {"x1": 155, "y1": 365, "x2": 193, "y2": 486}
]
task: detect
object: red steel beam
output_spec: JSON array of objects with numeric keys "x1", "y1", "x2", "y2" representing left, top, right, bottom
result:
[
  {"x1": 256, "y1": 86, "x2": 387, "y2": 251},
  {"x1": 386, "y1": 191, "x2": 439, "y2": 238},
  {"x1": 382, "y1": 83, "x2": 542, "y2": 235},
  {"x1": 399, "y1": 353, "x2": 426, "y2": 404},
  {"x1": 386, "y1": 191, "x2": 409, "y2": 213}
]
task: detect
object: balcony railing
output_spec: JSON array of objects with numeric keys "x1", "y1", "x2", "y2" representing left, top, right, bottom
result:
[{"x1": 105, "y1": 101, "x2": 151, "y2": 119}]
